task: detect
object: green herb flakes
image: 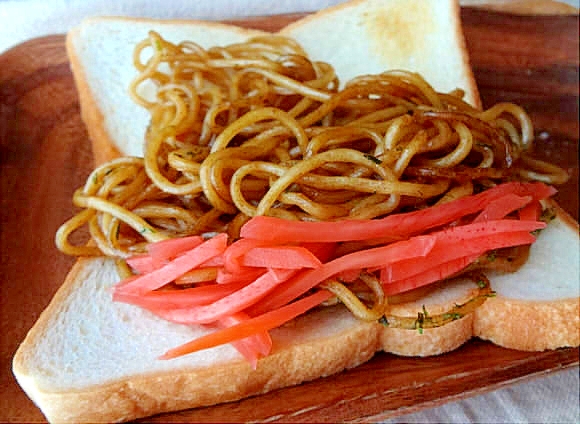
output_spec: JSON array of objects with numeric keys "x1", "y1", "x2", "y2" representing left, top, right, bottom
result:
[{"x1": 364, "y1": 154, "x2": 382, "y2": 165}]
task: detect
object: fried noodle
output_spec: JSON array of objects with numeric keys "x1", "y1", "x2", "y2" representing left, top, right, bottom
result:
[{"x1": 56, "y1": 32, "x2": 568, "y2": 320}]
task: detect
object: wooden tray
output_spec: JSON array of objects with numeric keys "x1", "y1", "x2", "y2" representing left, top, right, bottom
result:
[{"x1": 0, "y1": 7, "x2": 578, "y2": 423}]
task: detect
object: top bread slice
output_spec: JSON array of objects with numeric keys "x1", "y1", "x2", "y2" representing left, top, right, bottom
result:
[
  {"x1": 66, "y1": 17, "x2": 269, "y2": 164},
  {"x1": 66, "y1": 0, "x2": 480, "y2": 164},
  {"x1": 13, "y1": 0, "x2": 579, "y2": 422},
  {"x1": 280, "y1": 0, "x2": 480, "y2": 107}
]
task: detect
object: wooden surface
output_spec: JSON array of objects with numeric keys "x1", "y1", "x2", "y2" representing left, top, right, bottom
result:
[
  {"x1": 1, "y1": 7, "x2": 578, "y2": 423},
  {"x1": 460, "y1": 0, "x2": 579, "y2": 15}
]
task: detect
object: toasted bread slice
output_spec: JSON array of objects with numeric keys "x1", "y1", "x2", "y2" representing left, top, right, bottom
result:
[
  {"x1": 13, "y1": 257, "x2": 380, "y2": 423},
  {"x1": 280, "y1": 0, "x2": 481, "y2": 107},
  {"x1": 474, "y1": 203, "x2": 580, "y2": 351}
]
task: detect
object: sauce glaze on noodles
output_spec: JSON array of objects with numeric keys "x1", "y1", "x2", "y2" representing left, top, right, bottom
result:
[{"x1": 56, "y1": 31, "x2": 568, "y2": 259}]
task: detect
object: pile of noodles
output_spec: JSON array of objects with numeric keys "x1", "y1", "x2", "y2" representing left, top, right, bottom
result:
[{"x1": 56, "y1": 32, "x2": 568, "y2": 320}]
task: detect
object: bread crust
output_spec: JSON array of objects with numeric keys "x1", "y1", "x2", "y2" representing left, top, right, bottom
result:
[
  {"x1": 16, "y1": 320, "x2": 379, "y2": 423},
  {"x1": 474, "y1": 297, "x2": 579, "y2": 351},
  {"x1": 280, "y1": 0, "x2": 482, "y2": 109},
  {"x1": 381, "y1": 315, "x2": 474, "y2": 356},
  {"x1": 66, "y1": 29, "x2": 123, "y2": 166},
  {"x1": 12, "y1": 258, "x2": 381, "y2": 423}
]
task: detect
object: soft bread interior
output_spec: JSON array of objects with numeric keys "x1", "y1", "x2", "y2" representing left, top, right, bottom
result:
[
  {"x1": 68, "y1": 18, "x2": 267, "y2": 158},
  {"x1": 484, "y1": 213, "x2": 579, "y2": 301},
  {"x1": 281, "y1": 0, "x2": 480, "y2": 107},
  {"x1": 67, "y1": 0, "x2": 479, "y2": 160},
  {"x1": 17, "y1": 258, "x2": 243, "y2": 391},
  {"x1": 473, "y1": 211, "x2": 580, "y2": 351},
  {"x1": 14, "y1": 257, "x2": 378, "y2": 393}
]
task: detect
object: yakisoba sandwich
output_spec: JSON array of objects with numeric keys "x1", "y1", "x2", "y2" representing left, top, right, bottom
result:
[{"x1": 13, "y1": 0, "x2": 579, "y2": 422}]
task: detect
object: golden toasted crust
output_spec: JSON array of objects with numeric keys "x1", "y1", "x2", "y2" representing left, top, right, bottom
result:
[
  {"x1": 381, "y1": 315, "x2": 474, "y2": 356},
  {"x1": 474, "y1": 297, "x2": 580, "y2": 351}
]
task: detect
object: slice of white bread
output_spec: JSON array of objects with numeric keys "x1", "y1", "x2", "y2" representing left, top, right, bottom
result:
[
  {"x1": 13, "y1": 0, "x2": 579, "y2": 422},
  {"x1": 66, "y1": 17, "x2": 269, "y2": 164},
  {"x1": 381, "y1": 207, "x2": 579, "y2": 357},
  {"x1": 66, "y1": 0, "x2": 481, "y2": 165},
  {"x1": 474, "y1": 202, "x2": 580, "y2": 351},
  {"x1": 280, "y1": 0, "x2": 480, "y2": 107},
  {"x1": 14, "y1": 256, "x2": 380, "y2": 423}
]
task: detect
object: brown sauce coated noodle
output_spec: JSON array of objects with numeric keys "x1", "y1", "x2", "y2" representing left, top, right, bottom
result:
[{"x1": 55, "y1": 32, "x2": 568, "y2": 320}]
